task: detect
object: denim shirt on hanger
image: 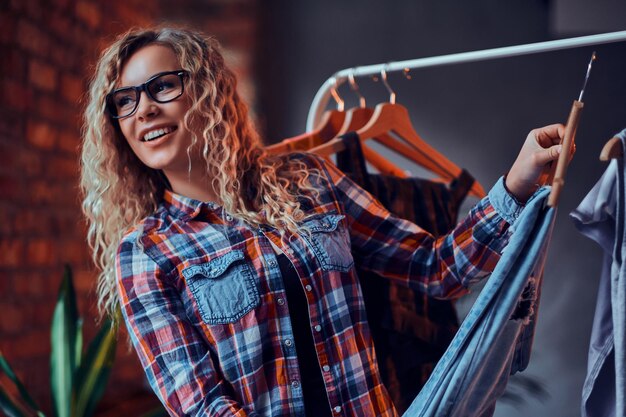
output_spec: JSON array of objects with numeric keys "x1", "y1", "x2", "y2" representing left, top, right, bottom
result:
[{"x1": 570, "y1": 128, "x2": 626, "y2": 417}]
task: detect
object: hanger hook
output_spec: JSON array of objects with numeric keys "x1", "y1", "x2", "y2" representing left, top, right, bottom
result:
[
  {"x1": 381, "y1": 64, "x2": 396, "y2": 104},
  {"x1": 330, "y1": 77, "x2": 345, "y2": 111},
  {"x1": 348, "y1": 69, "x2": 366, "y2": 108}
]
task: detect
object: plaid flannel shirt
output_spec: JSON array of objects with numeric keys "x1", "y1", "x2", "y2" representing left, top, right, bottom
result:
[{"x1": 116, "y1": 153, "x2": 519, "y2": 417}]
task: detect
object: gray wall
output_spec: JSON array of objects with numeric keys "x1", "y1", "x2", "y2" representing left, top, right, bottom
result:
[{"x1": 257, "y1": 1, "x2": 626, "y2": 416}]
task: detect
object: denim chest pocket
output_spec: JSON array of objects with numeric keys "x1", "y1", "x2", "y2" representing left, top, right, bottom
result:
[
  {"x1": 301, "y1": 213, "x2": 354, "y2": 272},
  {"x1": 182, "y1": 250, "x2": 260, "y2": 325}
]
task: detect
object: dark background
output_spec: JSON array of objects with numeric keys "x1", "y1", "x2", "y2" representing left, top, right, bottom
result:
[{"x1": 259, "y1": 1, "x2": 626, "y2": 416}]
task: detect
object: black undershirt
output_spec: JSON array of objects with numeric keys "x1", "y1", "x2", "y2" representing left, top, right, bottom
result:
[{"x1": 276, "y1": 253, "x2": 333, "y2": 417}]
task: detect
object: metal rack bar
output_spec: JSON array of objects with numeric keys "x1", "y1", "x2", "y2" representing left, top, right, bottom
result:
[{"x1": 306, "y1": 30, "x2": 626, "y2": 131}]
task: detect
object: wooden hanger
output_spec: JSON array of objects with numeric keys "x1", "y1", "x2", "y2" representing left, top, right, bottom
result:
[
  {"x1": 310, "y1": 72, "x2": 409, "y2": 177},
  {"x1": 353, "y1": 68, "x2": 485, "y2": 198},
  {"x1": 266, "y1": 78, "x2": 347, "y2": 154},
  {"x1": 600, "y1": 136, "x2": 623, "y2": 161},
  {"x1": 265, "y1": 109, "x2": 345, "y2": 154}
]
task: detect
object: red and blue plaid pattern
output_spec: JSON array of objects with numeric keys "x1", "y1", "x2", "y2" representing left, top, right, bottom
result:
[{"x1": 116, "y1": 153, "x2": 513, "y2": 417}]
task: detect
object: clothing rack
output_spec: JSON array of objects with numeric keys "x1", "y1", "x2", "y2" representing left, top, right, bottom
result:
[{"x1": 306, "y1": 30, "x2": 626, "y2": 131}]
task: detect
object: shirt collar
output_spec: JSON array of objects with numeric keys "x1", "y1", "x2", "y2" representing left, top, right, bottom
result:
[{"x1": 162, "y1": 189, "x2": 221, "y2": 221}]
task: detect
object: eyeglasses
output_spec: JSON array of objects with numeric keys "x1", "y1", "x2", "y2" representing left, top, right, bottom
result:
[{"x1": 106, "y1": 70, "x2": 188, "y2": 119}]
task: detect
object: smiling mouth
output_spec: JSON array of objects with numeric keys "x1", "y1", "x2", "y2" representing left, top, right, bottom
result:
[{"x1": 143, "y1": 126, "x2": 177, "y2": 142}]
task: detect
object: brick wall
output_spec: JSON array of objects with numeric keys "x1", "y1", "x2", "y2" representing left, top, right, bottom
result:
[{"x1": 0, "y1": 0, "x2": 259, "y2": 415}]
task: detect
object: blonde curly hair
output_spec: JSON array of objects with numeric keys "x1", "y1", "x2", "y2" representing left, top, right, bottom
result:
[{"x1": 81, "y1": 27, "x2": 320, "y2": 318}]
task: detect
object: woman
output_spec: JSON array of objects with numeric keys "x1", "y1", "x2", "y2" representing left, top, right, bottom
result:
[{"x1": 81, "y1": 27, "x2": 567, "y2": 417}]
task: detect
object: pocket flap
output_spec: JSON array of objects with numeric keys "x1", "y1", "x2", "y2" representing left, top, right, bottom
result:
[
  {"x1": 182, "y1": 250, "x2": 246, "y2": 279},
  {"x1": 303, "y1": 214, "x2": 345, "y2": 233}
]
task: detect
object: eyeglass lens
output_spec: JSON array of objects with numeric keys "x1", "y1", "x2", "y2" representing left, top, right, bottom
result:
[{"x1": 110, "y1": 73, "x2": 183, "y2": 118}]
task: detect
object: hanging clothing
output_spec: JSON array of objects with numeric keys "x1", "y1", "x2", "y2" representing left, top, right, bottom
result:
[
  {"x1": 335, "y1": 132, "x2": 473, "y2": 412},
  {"x1": 570, "y1": 129, "x2": 626, "y2": 417},
  {"x1": 277, "y1": 253, "x2": 334, "y2": 417},
  {"x1": 117, "y1": 152, "x2": 521, "y2": 417},
  {"x1": 404, "y1": 186, "x2": 555, "y2": 417}
]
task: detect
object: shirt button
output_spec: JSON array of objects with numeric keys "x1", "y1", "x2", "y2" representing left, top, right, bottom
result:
[
  {"x1": 314, "y1": 325, "x2": 322, "y2": 332},
  {"x1": 305, "y1": 284, "x2": 312, "y2": 292},
  {"x1": 333, "y1": 406, "x2": 342, "y2": 413},
  {"x1": 285, "y1": 248, "x2": 294, "y2": 254},
  {"x1": 284, "y1": 339, "x2": 293, "y2": 347},
  {"x1": 277, "y1": 298, "x2": 285, "y2": 306},
  {"x1": 225, "y1": 214, "x2": 233, "y2": 221},
  {"x1": 268, "y1": 260, "x2": 277, "y2": 267},
  {"x1": 291, "y1": 380, "x2": 300, "y2": 388},
  {"x1": 322, "y1": 365, "x2": 330, "y2": 372},
  {"x1": 323, "y1": 222, "x2": 331, "y2": 228}
]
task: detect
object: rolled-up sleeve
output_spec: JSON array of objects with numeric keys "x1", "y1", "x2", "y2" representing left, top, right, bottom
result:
[{"x1": 315, "y1": 156, "x2": 524, "y2": 299}]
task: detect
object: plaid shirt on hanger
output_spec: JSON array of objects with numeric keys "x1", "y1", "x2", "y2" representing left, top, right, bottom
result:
[{"x1": 116, "y1": 153, "x2": 519, "y2": 417}]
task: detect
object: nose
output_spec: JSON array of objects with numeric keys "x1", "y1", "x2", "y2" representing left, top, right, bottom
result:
[{"x1": 135, "y1": 90, "x2": 159, "y2": 120}]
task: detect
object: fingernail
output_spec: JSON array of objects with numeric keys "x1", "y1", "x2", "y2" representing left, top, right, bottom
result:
[{"x1": 556, "y1": 145, "x2": 563, "y2": 154}]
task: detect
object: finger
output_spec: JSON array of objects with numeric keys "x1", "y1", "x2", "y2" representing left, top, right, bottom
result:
[
  {"x1": 534, "y1": 124, "x2": 565, "y2": 147},
  {"x1": 533, "y1": 144, "x2": 562, "y2": 166}
]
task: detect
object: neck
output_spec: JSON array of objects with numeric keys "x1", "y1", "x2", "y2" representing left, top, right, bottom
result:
[{"x1": 164, "y1": 168, "x2": 221, "y2": 205}]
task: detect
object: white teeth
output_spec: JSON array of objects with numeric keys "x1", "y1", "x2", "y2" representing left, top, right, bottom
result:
[{"x1": 143, "y1": 126, "x2": 175, "y2": 142}]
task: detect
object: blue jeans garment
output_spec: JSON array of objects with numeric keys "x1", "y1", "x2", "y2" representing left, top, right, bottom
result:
[
  {"x1": 403, "y1": 186, "x2": 555, "y2": 417},
  {"x1": 571, "y1": 129, "x2": 626, "y2": 417}
]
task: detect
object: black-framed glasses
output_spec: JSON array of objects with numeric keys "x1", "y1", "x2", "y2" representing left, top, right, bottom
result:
[{"x1": 106, "y1": 70, "x2": 188, "y2": 119}]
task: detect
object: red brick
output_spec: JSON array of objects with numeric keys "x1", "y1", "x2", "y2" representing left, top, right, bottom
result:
[
  {"x1": 60, "y1": 240, "x2": 89, "y2": 266},
  {"x1": 0, "y1": 48, "x2": 28, "y2": 82},
  {"x1": 74, "y1": 268, "x2": 95, "y2": 293},
  {"x1": 75, "y1": 1, "x2": 101, "y2": 30},
  {"x1": 26, "y1": 238, "x2": 56, "y2": 267},
  {"x1": 23, "y1": 0, "x2": 44, "y2": 22},
  {"x1": 13, "y1": 209, "x2": 49, "y2": 235},
  {"x1": 28, "y1": 59, "x2": 57, "y2": 92},
  {"x1": 60, "y1": 74, "x2": 84, "y2": 104},
  {"x1": 46, "y1": 155, "x2": 78, "y2": 180},
  {"x1": 0, "y1": 141, "x2": 18, "y2": 173},
  {"x1": 51, "y1": 0, "x2": 72, "y2": 10},
  {"x1": 0, "y1": 303, "x2": 26, "y2": 334},
  {"x1": 49, "y1": 11, "x2": 73, "y2": 41},
  {"x1": 0, "y1": 239, "x2": 24, "y2": 267},
  {"x1": 113, "y1": 2, "x2": 155, "y2": 26},
  {"x1": 26, "y1": 120, "x2": 57, "y2": 150},
  {"x1": 37, "y1": 94, "x2": 67, "y2": 121},
  {"x1": 13, "y1": 273, "x2": 46, "y2": 298},
  {"x1": 0, "y1": 13, "x2": 16, "y2": 44},
  {"x1": 10, "y1": 329, "x2": 50, "y2": 359},
  {"x1": 0, "y1": 205, "x2": 14, "y2": 236},
  {"x1": 49, "y1": 44, "x2": 77, "y2": 72},
  {"x1": 57, "y1": 130, "x2": 80, "y2": 154},
  {"x1": 49, "y1": 211, "x2": 82, "y2": 237},
  {"x1": 2, "y1": 79, "x2": 33, "y2": 112},
  {"x1": 30, "y1": 179, "x2": 55, "y2": 204},
  {"x1": 0, "y1": 175, "x2": 25, "y2": 202},
  {"x1": 16, "y1": 19, "x2": 50, "y2": 58},
  {"x1": 0, "y1": 270, "x2": 11, "y2": 296},
  {"x1": 21, "y1": 149, "x2": 43, "y2": 178}
]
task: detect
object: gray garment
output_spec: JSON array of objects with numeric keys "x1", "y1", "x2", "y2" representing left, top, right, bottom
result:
[{"x1": 570, "y1": 128, "x2": 626, "y2": 417}]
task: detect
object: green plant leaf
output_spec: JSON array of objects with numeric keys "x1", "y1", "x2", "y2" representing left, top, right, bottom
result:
[
  {"x1": 72, "y1": 319, "x2": 117, "y2": 417},
  {"x1": 74, "y1": 318, "x2": 83, "y2": 373},
  {"x1": 0, "y1": 351, "x2": 43, "y2": 415},
  {"x1": 0, "y1": 384, "x2": 29, "y2": 417},
  {"x1": 50, "y1": 265, "x2": 79, "y2": 417}
]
